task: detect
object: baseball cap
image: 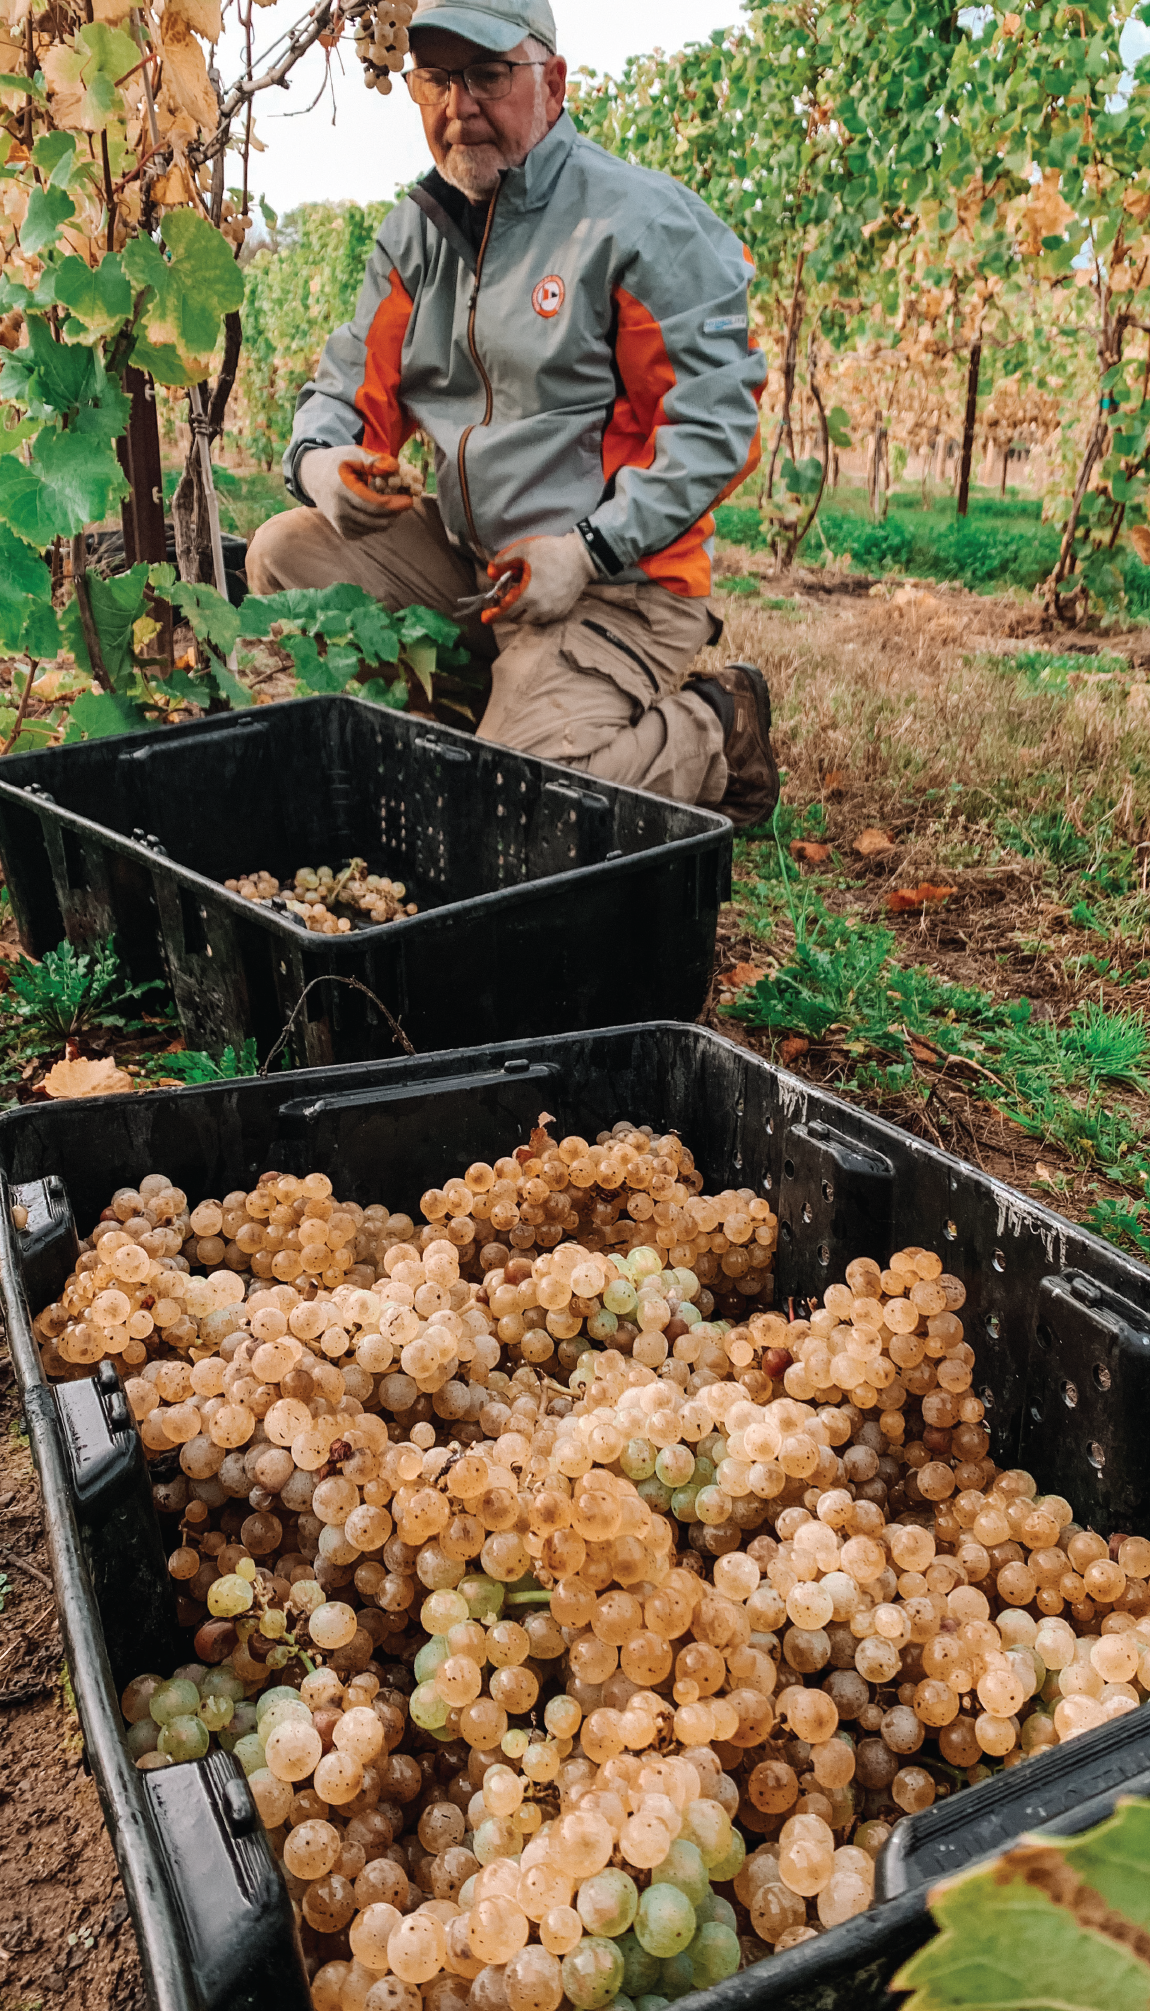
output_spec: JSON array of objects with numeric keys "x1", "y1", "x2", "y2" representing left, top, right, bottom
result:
[{"x1": 409, "y1": 0, "x2": 557, "y2": 54}]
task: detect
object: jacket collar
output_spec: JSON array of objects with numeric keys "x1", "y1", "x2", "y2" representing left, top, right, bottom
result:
[
  {"x1": 497, "y1": 110, "x2": 578, "y2": 213},
  {"x1": 412, "y1": 110, "x2": 579, "y2": 258}
]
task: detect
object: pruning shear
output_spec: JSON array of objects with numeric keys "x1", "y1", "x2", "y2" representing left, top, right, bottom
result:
[{"x1": 455, "y1": 555, "x2": 530, "y2": 625}]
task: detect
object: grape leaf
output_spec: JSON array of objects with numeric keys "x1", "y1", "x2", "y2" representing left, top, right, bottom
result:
[
  {"x1": 71, "y1": 377, "x2": 132, "y2": 442},
  {"x1": 827, "y1": 404, "x2": 853, "y2": 448},
  {"x1": 0, "y1": 523, "x2": 57, "y2": 655},
  {"x1": 63, "y1": 689, "x2": 150, "y2": 740},
  {"x1": 122, "y1": 209, "x2": 245, "y2": 371},
  {"x1": 128, "y1": 334, "x2": 199, "y2": 388},
  {"x1": 1055, "y1": 1800, "x2": 1150, "y2": 1932},
  {"x1": 404, "y1": 640, "x2": 437, "y2": 700},
  {"x1": 358, "y1": 676, "x2": 408, "y2": 711},
  {"x1": 55, "y1": 253, "x2": 132, "y2": 342},
  {"x1": 0, "y1": 71, "x2": 46, "y2": 105},
  {"x1": 0, "y1": 426, "x2": 127, "y2": 546},
  {"x1": 0, "y1": 314, "x2": 100, "y2": 417},
  {"x1": 41, "y1": 22, "x2": 140, "y2": 133},
  {"x1": 32, "y1": 131, "x2": 77, "y2": 185},
  {"x1": 893, "y1": 1859, "x2": 1150, "y2": 2011},
  {"x1": 59, "y1": 564, "x2": 148, "y2": 686},
  {"x1": 201, "y1": 665, "x2": 253, "y2": 709},
  {"x1": 286, "y1": 633, "x2": 346, "y2": 692},
  {"x1": 165, "y1": 578, "x2": 241, "y2": 656},
  {"x1": 21, "y1": 184, "x2": 76, "y2": 257},
  {"x1": 396, "y1": 603, "x2": 462, "y2": 649}
]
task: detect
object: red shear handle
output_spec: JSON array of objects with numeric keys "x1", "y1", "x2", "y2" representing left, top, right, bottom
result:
[
  {"x1": 338, "y1": 454, "x2": 416, "y2": 512},
  {"x1": 481, "y1": 556, "x2": 530, "y2": 625}
]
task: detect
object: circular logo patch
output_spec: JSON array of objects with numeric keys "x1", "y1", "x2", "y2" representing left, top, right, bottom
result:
[{"x1": 532, "y1": 274, "x2": 565, "y2": 319}]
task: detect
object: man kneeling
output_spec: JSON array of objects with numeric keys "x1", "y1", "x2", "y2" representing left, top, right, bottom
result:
[{"x1": 246, "y1": 0, "x2": 777, "y2": 826}]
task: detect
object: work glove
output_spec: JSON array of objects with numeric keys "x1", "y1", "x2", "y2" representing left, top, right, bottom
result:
[
  {"x1": 299, "y1": 444, "x2": 416, "y2": 541},
  {"x1": 483, "y1": 530, "x2": 597, "y2": 627}
]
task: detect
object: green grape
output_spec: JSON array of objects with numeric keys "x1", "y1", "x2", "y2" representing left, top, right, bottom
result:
[
  {"x1": 414, "y1": 1635, "x2": 451, "y2": 1683},
  {"x1": 266, "y1": 1645, "x2": 293, "y2": 1669},
  {"x1": 635, "y1": 1998, "x2": 671, "y2": 2011},
  {"x1": 637, "y1": 1476, "x2": 674, "y2": 1513},
  {"x1": 691, "y1": 1455, "x2": 716, "y2": 1487},
  {"x1": 218, "y1": 1701, "x2": 259, "y2": 1753},
  {"x1": 201, "y1": 1667, "x2": 245, "y2": 1703},
  {"x1": 199, "y1": 1695, "x2": 234, "y2": 1733},
  {"x1": 675, "y1": 1304, "x2": 702, "y2": 1329},
  {"x1": 649, "y1": 1841, "x2": 709, "y2": 1909},
  {"x1": 686, "y1": 1922, "x2": 740, "y2": 1986},
  {"x1": 422, "y1": 1590, "x2": 469, "y2": 1633},
  {"x1": 158, "y1": 1713, "x2": 210, "y2": 1763},
  {"x1": 620, "y1": 1438, "x2": 657, "y2": 1482},
  {"x1": 654, "y1": 1448, "x2": 694, "y2": 1489},
  {"x1": 670, "y1": 1485, "x2": 700, "y2": 1524},
  {"x1": 694, "y1": 1485, "x2": 731, "y2": 1525},
  {"x1": 679, "y1": 1800, "x2": 732, "y2": 1870},
  {"x1": 616, "y1": 1932, "x2": 660, "y2": 1997},
  {"x1": 207, "y1": 1573, "x2": 255, "y2": 1619},
  {"x1": 562, "y1": 1937, "x2": 625, "y2": 2009},
  {"x1": 126, "y1": 1718, "x2": 160, "y2": 1760},
  {"x1": 707, "y1": 1829, "x2": 746, "y2": 1884},
  {"x1": 149, "y1": 1679, "x2": 200, "y2": 1727},
  {"x1": 258, "y1": 1697, "x2": 311, "y2": 1738},
  {"x1": 693, "y1": 1893, "x2": 736, "y2": 1931},
  {"x1": 232, "y1": 1731, "x2": 267, "y2": 1777},
  {"x1": 609, "y1": 1997, "x2": 636, "y2": 2011},
  {"x1": 411, "y1": 1681, "x2": 450, "y2": 1730},
  {"x1": 630, "y1": 1247, "x2": 662, "y2": 1279},
  {"x1": 634, "y1": 1886, "x2": 696, "y2": 1959},
  {"x1": 587, "y1": 1309, "x2": 619, "y2": 1342},
  {"x1": 172, "y1": 1662, "x2": 207, "y2": 1687},
  {"x1": 459, "y1": 1574, "x2": 505, "y2": 1621},
  {"x1": 255, "y1": 1686, "x2": 302, "y2": 1724},
  {"x1": 577, "y1": 1868, "x2": 639, "y2": 1937},
  {"x1": 603, "y1": 1279, "x2": 638, "y2": 1316},
  {"x1": 656, "y1": 1954, "x2": 695, "y2": 2001}
]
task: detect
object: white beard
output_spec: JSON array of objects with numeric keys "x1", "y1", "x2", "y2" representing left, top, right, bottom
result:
[{"x1": 437, "y1": 73, "x2": 551, "y2": 202}]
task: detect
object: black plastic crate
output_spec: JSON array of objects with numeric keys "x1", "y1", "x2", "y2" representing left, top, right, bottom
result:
[
  {"x1": 6, "y1": 1021, "x2": 1150, "y2": 2011},
  {"x1": 0, "y1": 697, "x2": 730, "y2": 1066}
]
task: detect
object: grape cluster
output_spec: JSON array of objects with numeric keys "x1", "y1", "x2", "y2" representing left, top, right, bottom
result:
[
  {"x1": 352, "y1": 0, "x2": 414, "y2": 94},
  {"x1": 30, "y1": 1119, "x2": 1150, "y2": 2010},
  {"x1": 223, "y1": 862, "x2": 417, "y2": 934}
]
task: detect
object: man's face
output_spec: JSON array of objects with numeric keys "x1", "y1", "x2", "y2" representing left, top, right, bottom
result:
[{"x1": 409, "y1": 27, "x2": 567, "y2": 200}]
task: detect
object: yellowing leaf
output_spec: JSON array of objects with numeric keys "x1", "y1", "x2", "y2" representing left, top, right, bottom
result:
[
  {"x1": 164, "y1": 0, "x2": 222, "y2": 43},
  {"x1": 41, "y1": 21, "x2": 140, "y2": 131},
  {"x1": 156, "y1": 11, "x2": 217, "y2": 131},
  {"x1": 43, "y1": 1055, "x2": 133, "y2": 1098},
  {"x1": 894, "y1": 1860, "x2": 1150, "y2": 2011}
]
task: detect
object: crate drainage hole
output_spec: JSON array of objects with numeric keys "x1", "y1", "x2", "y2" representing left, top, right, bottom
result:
[
  {"x1": 821, "y1": 1180, "x2": 834, "y2": 1202},
  {"x1": 1036, "y1": 1323, "x2": 1053, "y2": 1351},
  {"x1": 1093, "y1": 1364, "x2": 1112, "y2": 1392},
  {"x1": 784, "y1": 1158, "x2": 795, "y2": 1179},
  {"x1": 1089, "y1": 1442, "x2": 1106, "y2": 1470},
  {"x1": 944, "y1": 1219, "x2": 957, "y2": 1241},
  {"x1": 985, "y1": 1314, "x2": 1001, "y2": 1339},
  {"x1": 992, "y1": 1249, "x2": 1006, "y2": 1272},
  {"x1": 1030, "y1": 1400, "x2": 1044, "y2": 1422},
  {"x1": 802, "y1": 1203, "x2": 813, "y2": 1224},
  {"x1": 817, "y1": 1243, "x2": 830, "y2": 1267},
  {"x1": 1062, "y1": 1380, "x2": 1078, "y2": 1409}
]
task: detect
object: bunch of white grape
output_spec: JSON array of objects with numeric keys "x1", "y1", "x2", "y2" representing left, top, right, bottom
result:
[
  {"x1": 222, "y1": 861, "x2": 417, "y2": 933},
  {"x1": 33, "y1": 1115, "x2": 1150, "y2": 2010},
  {"x1": 352, "y1": 0, "x2": 414, "y2": 93}
]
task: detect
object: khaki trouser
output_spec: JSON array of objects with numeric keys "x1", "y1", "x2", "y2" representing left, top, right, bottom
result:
[{"x1": 245, "y1": 499, "x2": 728, "y2": 806}]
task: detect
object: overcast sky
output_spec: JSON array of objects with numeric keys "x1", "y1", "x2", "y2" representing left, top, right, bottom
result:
[{"x1": 215, "y1": 0, "x2": 744, "y2": 216}]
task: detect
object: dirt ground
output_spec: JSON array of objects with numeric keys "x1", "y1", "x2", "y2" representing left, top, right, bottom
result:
[{"x1": 0, "y1": 1351, "x2": 143, "y2": 2011}]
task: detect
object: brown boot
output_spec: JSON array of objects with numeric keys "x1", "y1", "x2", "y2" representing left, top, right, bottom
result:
[{"x1": 687, "y1": 660, "x2": 780, "y2": 830}]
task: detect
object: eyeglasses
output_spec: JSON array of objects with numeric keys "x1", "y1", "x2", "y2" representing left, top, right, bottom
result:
[{"x1": 404, "y1": 59, "x2": 546, "y2": 105}]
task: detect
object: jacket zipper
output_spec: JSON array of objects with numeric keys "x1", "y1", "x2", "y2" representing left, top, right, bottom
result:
[{"x1": 457, "y1": 189, "x2": 499, "y2": 558}]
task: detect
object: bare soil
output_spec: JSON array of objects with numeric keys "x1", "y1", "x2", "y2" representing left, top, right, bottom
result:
[{"x1": 0, "y1": 1349, "x2": 143, "y2": 2011}]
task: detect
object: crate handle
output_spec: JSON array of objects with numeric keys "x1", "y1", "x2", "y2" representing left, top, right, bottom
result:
[
  {"x1": 415, "y1": 736, "x2": 471, "y2": 763},
  {"x1": 54, "y1": 1358, "x2": 142, "y2": 1526},
  {"x1": 277, "y1": 1058, "x2": 560, "y2": 1128}
]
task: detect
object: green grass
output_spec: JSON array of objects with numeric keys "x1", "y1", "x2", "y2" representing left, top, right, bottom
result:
[
  {"x1": 979, "y1": 649, "x2": 1132, "y2": 694},
  {"x1": 714, "y1": 485, "x2": 1150, "y2": 609},
  {"x1": 161, "y1": 464, "x2": 291, "y2": 542}
]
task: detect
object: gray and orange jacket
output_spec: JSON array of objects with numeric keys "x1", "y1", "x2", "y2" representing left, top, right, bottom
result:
[{"x1": 285, "y1": 111, "x2": 765, "y2": 598}]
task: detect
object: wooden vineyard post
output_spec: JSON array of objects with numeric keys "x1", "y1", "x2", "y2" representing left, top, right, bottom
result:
[{"x1": 115, "y1": 366, "x2": 175, "y2": 669}]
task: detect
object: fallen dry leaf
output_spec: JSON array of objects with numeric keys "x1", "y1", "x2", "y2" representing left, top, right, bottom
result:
[
  {"x1": 718, "y1": 962, "x2": 766, "y2": 989},
  {"x1": 789, "y1": 840, "x2": 832, "y2": 865},
  {"x1": 852, "y1": 827, "x2": 895, "y2": 856},
  {"x1": 821, "y1": 769, "x2": 847, "y2": 796},
  {"x1": 778, "y1": 1036, "x2": 810, "y2": 1066},
  {"x1": 908, "y1": 1039, "x2": 939, "y2": 1062},
  {"x1": 43, "y1": 1056, "x2": 133, "y2": 1100},
  {"x1": 886, "y1": 884, "x2": 957, "y2": 913}
]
